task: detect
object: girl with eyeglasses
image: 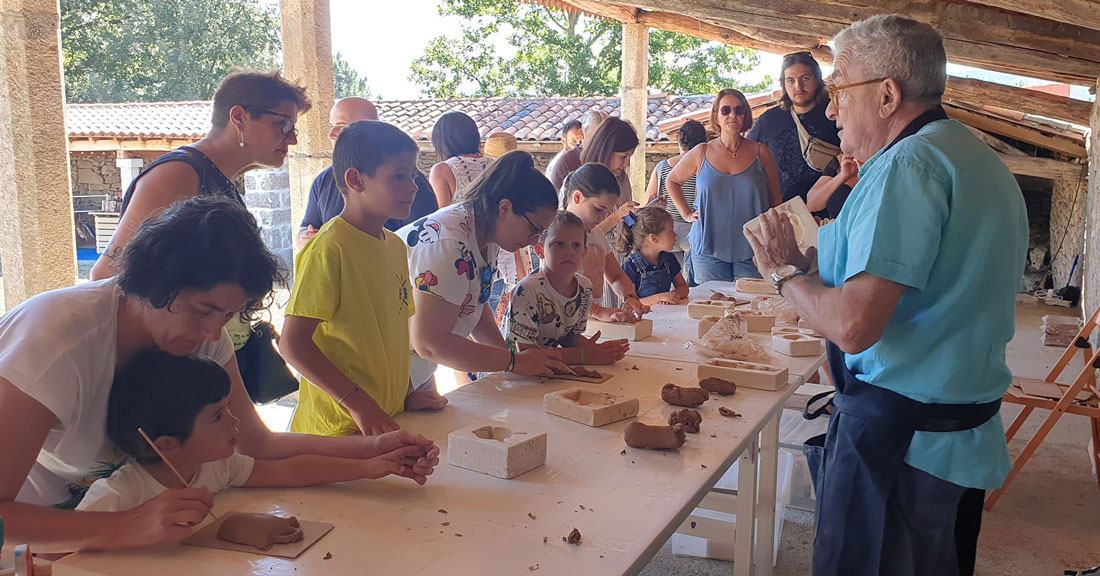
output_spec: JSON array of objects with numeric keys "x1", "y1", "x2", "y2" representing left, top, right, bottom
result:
[{"x1": 667, "y1": 88, "x2": 782, "y2": 283}]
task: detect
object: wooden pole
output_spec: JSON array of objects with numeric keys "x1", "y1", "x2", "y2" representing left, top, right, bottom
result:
[{"x1": 621, "y1": 22, "x2": 650, "y2": 203}]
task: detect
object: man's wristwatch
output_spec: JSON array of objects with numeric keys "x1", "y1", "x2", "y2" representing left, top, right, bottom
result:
[{"x1": 770, "y1": 264, "x2": 805, "y2": 294}]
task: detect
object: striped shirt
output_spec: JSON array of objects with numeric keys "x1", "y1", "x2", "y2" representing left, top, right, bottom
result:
[{"x1": 656, "y1": 158, "x2": 697, "y2": 223}]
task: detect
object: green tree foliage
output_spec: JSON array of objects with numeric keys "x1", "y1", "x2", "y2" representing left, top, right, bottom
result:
[
  {"x1": 61, "y1": 0, "x2": 281, "y2": 103},
  {"x1": 410, "y1": 0, "x2": 771, "y2": 98},
  {"x1": 333, "y1": 52, "x2": 372, "y2": 99}
]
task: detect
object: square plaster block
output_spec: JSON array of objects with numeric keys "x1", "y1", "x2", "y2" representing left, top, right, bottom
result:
[
  {"x1": 448, "y1": 424, "x2": 547, "y2": 479},
  {"x1": 740, "y1": 311, "x2": 776, "y2": 332},
  {"x1": 735, "y1": 278, "x2": 778, "y2": 295},
  {"x1": 585, "y1": 318, "x2": 653, "y2": 341},
  {"x1": 772, "y1": 333, "x2": 823, "y2": 357},
  {"x1": 698, "y1": 315, "x2": 722, "y2": 337},
  {"x1": 697, "y1": 358, "x2": 789, "y2": 391},
  {"x1": 688, "y1": 300, "x2": 738, "y2": 319},
  {"x1": 543, "y1": 387, "x2": 639, "y2": 427},
  {"x1": 771, "y1": 326, "x2": 816, "y2": 337},
  {"x1": 743, "y1": 197, "x2": 819, "y2": 273}
]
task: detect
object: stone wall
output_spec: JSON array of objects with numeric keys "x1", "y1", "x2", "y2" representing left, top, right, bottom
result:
[
  {"x1": 243, "y1": 165, "x2": 293, "y2": 271},
  {"x1": 1086, "y1": 84, "x2": 1100, "y2": 321},
  {"x1": 1050, "y1": 177, "x2": 1087, "y2": 289},
  {"x1": 70, "y1": 153, "x2": 122, "y2": 199}
]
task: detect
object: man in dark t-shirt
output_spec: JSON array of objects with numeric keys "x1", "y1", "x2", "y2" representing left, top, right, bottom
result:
[
  {"x1": 296, "y1": 98, "x2": 437, "y2": 249},
  {"x1": 747, "y1": 52, "x2": 840, "y2": 204}
]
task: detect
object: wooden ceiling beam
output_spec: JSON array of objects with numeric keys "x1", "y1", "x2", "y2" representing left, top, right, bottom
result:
[
  {"x1": 944, "y1": 104, "x2": 1087, "y2": 158},
  {"x1": 612, "y1": 0, "x2": 1100, "y2": 85},
  {"x1": 965, "y1": 0, "x2": 1100, "y2": 33},
  {"x1": 945, "y1": 77, "x2": 1092, "y2": 126},
  {"x1": 997, "y1": 155, "x2": 1088, "y2": 182},
  {"x1": 637, "y1": 11, "x2": 830, "y2": 59},
  {"x1": 525, "y1": 0, "x2": 637, "y2": 22}
]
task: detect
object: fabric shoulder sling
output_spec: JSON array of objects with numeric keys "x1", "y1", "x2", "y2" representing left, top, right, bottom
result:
[{"x1": 791, "y1": 108, "x2": 841, "y2": 172}]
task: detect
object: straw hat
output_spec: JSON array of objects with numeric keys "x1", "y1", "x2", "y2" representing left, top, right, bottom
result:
[{"x1": 484, "y1": 132, "x2": 518, "y2": 159}]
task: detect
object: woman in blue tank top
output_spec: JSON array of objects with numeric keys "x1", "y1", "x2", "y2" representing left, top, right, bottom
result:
[{"x1": 667, "y1": 88, "x2": 782, "y2": 282}]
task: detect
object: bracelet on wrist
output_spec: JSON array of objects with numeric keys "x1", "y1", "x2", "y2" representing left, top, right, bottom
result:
[
  {"x1": 337, "y1": 384, "x2": 359, "y2": 406},
  {"x1": 506, "y1": 350, "x2": 517, "y2": 372}
]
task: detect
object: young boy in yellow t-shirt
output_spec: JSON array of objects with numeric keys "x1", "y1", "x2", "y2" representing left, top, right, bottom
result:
[{"x1": 281, "y1": 121, "x2": 446, "y2": 437}]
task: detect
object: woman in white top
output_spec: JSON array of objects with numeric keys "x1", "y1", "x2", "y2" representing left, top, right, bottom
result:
[
  {"x1": 428, "y1": 111, "x2": 491, "y2": 207},
  {"x1": 0, "y1": 197, "x2": 437, "y2": 552},
  {"x1": 400, "y1": 152, "x2": 563, "y2": 392}
]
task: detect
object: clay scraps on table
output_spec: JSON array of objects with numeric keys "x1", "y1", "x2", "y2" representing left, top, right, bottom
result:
[
  {"x1": 662, "y1": 383, "x2": 710, "y2": 407},
  {"x1": 668, "y1": 409, "x2": 702, "y2": 433},
  {"x1": 216, "y1": 512, "x2": 304, "y2": 551},
  {"x1": 565, "y1": 528, "x2": 582, "y2": 545},
  {"x1": 323, "y1": 552, "x2": 332, "y2": 560},
  {"x1": 718, "y1": 406, "x2": 742, "y2": 418},
  {"x1": 624, "y1": 421, "x2": 687, "y2": 450},
  {"x1": 699, "y1": 377, "x2": 737, "y2": 395}
]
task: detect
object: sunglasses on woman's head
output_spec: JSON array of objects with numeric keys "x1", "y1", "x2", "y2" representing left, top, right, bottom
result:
[{"x1": 720, "y1": 105, "x2": 749, "y2": 116}]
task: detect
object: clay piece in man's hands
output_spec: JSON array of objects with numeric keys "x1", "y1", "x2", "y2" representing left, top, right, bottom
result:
[
  {"x1": 625, "y1": 421, "x2": 686, "y2": 450},
  {"x1": 571, "y1": 366, "x2": 602, "y2": 378},
  {"x1": 216, "y1": 512, "x2": 304, "y2": 551},
  {"x1": 668, "y1": 409, "x2": 702, "y2": 433},
  {"x1": 718, "y1": 406, "x2": 742, "y2": 418},
  {"x1": 699, "y1": 377, "x2": 737, "y2": 395},
  {"x1": 661, "y1": 383, "x2": 710, "y2": 407}
]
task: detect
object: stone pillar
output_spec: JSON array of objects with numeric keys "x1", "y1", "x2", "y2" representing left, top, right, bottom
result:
[
  {"x1": 244, "y1": 165, "x2": 293, "y2": 271},
  {"x1": 280, "y1": 0, "x2": 335, "y2": 262},
  {"x1": 1084, "y1": 79, "x2": 1100, "y2": 317},
  {"x1": 0, "y1": 0, "x2": 77, "y2": 307},
  {"x1": 1050, "y1": 177, "x2": 1087, "y2": 289},
  {"x1": 115, "y1": 157, "x2": 144, "y2": 195},
  {"x1": 621, "y1": 22, "x2": 649, "y2": 203}
]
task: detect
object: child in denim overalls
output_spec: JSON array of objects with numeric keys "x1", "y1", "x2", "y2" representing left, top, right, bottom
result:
[{"x1": 616, "y1": 206, "x2": 689, "y2": 306}]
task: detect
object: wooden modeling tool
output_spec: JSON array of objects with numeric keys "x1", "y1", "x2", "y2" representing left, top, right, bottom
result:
[{"x1": 138, "y1": 427, "x2": 220, "y2": 521}]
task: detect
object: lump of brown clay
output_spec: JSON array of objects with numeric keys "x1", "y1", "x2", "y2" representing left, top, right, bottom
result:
[
  {"x1": 700, "y1": 377, "x2": 737, "y2": 395},
  {"x1": 216, "y1": 512, "x2": 304, "y2": 551},
  {"x1": 718, "y1": 406, "x2": 742, "y2": 418},
  {"x1": 668, "y1": 409, "x2": 702, "y2": 433},
  {"x1": 624, "y1": 421, "x2": 686, "y2": 450},
  {"x1": 661, "y1": 383, "x2": 710, "y2": 407},
  {"x1": 565, "y1": 527, "x2": 582, "y2": 545}
]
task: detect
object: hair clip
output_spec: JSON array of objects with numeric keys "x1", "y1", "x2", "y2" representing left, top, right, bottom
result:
[{"x1": 623, "y1": 212, "x2": 636, "y2": 229}]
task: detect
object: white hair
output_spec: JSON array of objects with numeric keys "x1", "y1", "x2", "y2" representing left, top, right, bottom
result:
[
  {"x1": 582, "y1": 109, "x2": 609, "y2": 131},
  {"x1": 833, "y1": 14, "x2": 947, "y2": 106}
]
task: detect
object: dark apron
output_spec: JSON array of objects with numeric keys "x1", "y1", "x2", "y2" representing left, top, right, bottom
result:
[{"x1": 811, "y1": 341, "x2": 1001, "y2": 576}]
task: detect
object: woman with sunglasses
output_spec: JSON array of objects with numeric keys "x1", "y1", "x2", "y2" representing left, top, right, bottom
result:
[
  {"x1": 400, "y1": 151, "x2": 563, "y2": 400},
  {"x1": 667, "y1": 88, "x2": 782, "y2": 283},
  {"x1": 89, "y1": 70, "x2": 311, "y2": 404},
  {"x1": 91, "y1": 69, "x2": 309, "y2": 281}
]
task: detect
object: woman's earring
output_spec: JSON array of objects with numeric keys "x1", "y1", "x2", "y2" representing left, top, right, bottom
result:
[{"x1": 238, "y1": 131, "x2": 245, "y2": 148}]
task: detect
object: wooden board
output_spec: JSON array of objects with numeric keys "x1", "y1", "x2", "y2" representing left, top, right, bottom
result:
[
  {"x1": 182, "y1": 516, "x2": 333, "y2": 559},
  {"x1": 1015, "y1": 377, "x2": 1095, "y2": 402},
  {"x1": 540, "y1": 369, "x2": 614, "y2": 384}
]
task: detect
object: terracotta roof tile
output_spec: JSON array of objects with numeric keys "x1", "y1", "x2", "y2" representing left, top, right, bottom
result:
[{"x1": 65, "y1": 94, "x2": 746, "y2": 143}]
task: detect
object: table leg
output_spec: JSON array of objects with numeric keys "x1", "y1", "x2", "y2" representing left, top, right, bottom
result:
[
  {"x1": 754, "y1": 413, "x2": 781, "y2": 576},
  {"x1": 735, "y1": 436, "x2": 758, "y2": 576}
]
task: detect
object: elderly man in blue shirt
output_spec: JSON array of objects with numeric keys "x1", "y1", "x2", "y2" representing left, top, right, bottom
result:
[{"x1": 745, "y1": 15, "x2": 1028, "y2": 576}]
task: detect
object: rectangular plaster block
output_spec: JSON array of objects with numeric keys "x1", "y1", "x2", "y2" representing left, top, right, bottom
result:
[
  {"x1": 772, "y1": 333, "x2": 824, "y2": 357},
  {"x1": 735, "y1": 278, "x2": 778, "y2": 295},
  {"x1": 697, "y1": 358, "x2": 789, "y2": 391},
  {"x1": 771, "y1": 326, "x2": 817, "y2": 337},
  {"x1": 743, "y1": 197, "x2": 818, "y2": 273},
  {"x1": 543, "y1": 387, "x2": 639, "y2": 427},
  {"x1": 740, "y1": 311, "x2": 776, "y2": 332},
  {"x1": 447, "y1": 424, "x2": 547, "y2": 479},
  {"x1": 698, "y1": 315, "x2": 722, "y2": 338},
  {"x1": 585, "y1": 318, "x2": 653, "y2": 341},
  {"x1": 688, "y1": 300, "x2": 738, "y2": 319}
]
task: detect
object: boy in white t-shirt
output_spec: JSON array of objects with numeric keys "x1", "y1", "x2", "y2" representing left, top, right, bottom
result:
[
  {"x1": 502, "y1": 211, "x2": 629, "y2": 365},
  {"x1": 78, "y1": 351, "x2": 438, "y2": 514}
]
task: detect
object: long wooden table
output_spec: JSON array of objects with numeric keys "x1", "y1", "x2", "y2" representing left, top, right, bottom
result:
[{"x1": 54, "y1": 283, "x2": 824, "y2": 576}]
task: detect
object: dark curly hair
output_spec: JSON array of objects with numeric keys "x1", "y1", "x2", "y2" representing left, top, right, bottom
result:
[
  {"x1": 116, "y1": 196, "x2": 286, "y2": 321},
  {"x1": 108, "y1": 350, "x2": 231, "y2": 464}
]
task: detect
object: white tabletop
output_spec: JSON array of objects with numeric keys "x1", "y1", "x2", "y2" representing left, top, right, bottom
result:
[{"x1": 55, "y1": 355, "x2": 797, "y2": 576}]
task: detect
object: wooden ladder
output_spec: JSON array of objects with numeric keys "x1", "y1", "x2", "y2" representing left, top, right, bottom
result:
[{"x1": 985, "y1": 306, "x2": 1100, "y2": 509}]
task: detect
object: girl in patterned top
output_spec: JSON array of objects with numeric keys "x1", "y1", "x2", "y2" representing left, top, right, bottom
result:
[{"x1": 428, "y1": 111, "x2": 490, "y2": 207}]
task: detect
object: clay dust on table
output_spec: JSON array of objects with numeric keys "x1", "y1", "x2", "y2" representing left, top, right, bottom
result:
[{"x1": 564, "y1": 528, "x2": 582, "y2": 545}]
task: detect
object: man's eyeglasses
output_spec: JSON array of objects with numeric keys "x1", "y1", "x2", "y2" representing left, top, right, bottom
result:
[
  {"x1": 720, "y1": 105, "x2": 749, "y2": 116},
  {"x1": 522, "y1": 213, "x2": 546, "y2": 240},
  {"x1": 245, "y1": 106, "x2": 298, "y2": 137},
  {"x1": 826, "y1": 78, "x2": 888, "y2": 104}
]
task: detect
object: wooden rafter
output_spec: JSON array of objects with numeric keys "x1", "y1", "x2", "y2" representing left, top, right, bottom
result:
[
  {"x1": 944, "y1": 103, "x2": 1087, "y2": 158},
  {"x1": 966, "y1": 0, "x2": 1100, "y2": 33},
  {"x1": 944, "y1": 77, "x2": 1092, "y2": 127}
]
